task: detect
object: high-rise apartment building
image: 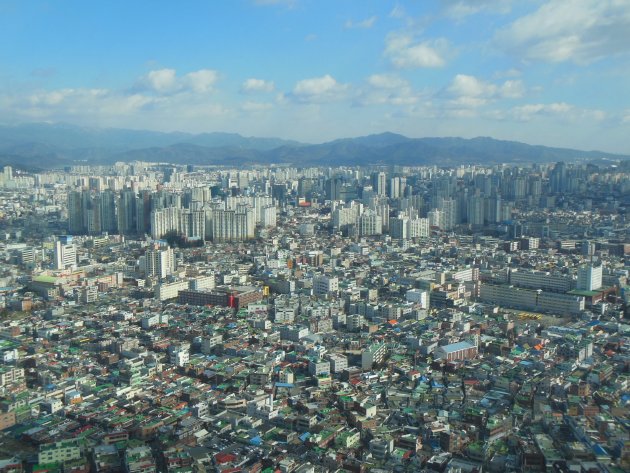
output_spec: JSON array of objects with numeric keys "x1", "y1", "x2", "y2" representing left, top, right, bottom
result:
[
  {"x1": 143, "y1": 244, "x2": 175, "y2": 279},
  {"x1": 54, "y1": 239, "x2": 77, "y2": 271},
  {"x1": 371, "y1": 172, "x2": 387, "y2": 196},
  {"x1": 577, "y1": 264, "x2": 603, "y2": 291}
]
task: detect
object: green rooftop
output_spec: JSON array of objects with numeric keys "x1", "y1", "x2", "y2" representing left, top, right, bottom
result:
[{"x1": 32, "y1": 275, "x2": 59, "y2": 284}]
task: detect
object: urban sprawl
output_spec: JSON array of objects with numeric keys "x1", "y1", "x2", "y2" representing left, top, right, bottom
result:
[{"x1": 0, "y1": 160, "x2": 628, "y2": 473}]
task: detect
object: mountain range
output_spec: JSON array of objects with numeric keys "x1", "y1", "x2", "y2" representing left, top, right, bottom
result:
[{"x1": 0, "y1": 123, "x2": 627, "y2": 170}]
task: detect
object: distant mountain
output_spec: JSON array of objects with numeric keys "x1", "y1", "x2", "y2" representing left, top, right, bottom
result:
[
  {"x1": 327, "y1": 132, "x2": 411, "y2": 148},
  {"x1": 0, "y1": 123, "x2": 627, "y2": 169},
  {"x1": 0, "y1": 123, "x2": 185, "y2": 151},
  {"x1": 184, "y1": 132, "x2": 303, "y2": 151},
  {"x1": 262, "y1": 134, "x2": 629, "y2": 166},
  {"x1": 113, "y1": 143, "x2": 264, "y2": 166}
]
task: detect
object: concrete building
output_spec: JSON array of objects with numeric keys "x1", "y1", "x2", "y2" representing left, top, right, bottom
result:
[
  {"x1": 169, "y1": 346, "x2": 190, "y2": 367},
  {"x1": 280, "y1": 325, "x2": 309, "y2": 342},
  {"x1": 327, "y1": 354, "x2": 348, "y2": 373},
  {"x1": 313, "y1": 275, "x2": 339, "y2": 297},
  {"x1": 361, "y1": 343, "x2": 387, "y2": 370},
  {"x1": 308, "y1": 359, "x2": 331, "y2": 377},
  {"x1": 406, "y1": 289, "x2": 428, "y2": 308},
  {"x1": 577, "y1": 264, "x2": 603, "y2": 291},
  {"x1": 142, "y1": 245, "x2": 175, "y2": 279},
  {"x1": 434, "y1": 341, "x2": 478, "y2": 362},
  {"x1": 38, "y1": 439, "x2": 82, "y2": 465},
  {"x1": 479, "y1": 283, "x2": 585, "y2": 315},
  {"x1": 177, "y1": 286, "x2": 262, "y2": 310},
  {"x1": 211, "y1": 207, "x2": 255, "y2": 242},
  {"x1": 54, "y1": 240, "x2": 77, "y2": 271},
  {"x1": 509, "y1": 269, "x2": 573, "y2": 293},
  {"x1": 154, "y1": 280, "x2": 189, "y2": 301}
]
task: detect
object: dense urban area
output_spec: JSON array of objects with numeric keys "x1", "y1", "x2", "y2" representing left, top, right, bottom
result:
[{"x1": 0, "y1": 159, "x2": 628, "y2": 473}]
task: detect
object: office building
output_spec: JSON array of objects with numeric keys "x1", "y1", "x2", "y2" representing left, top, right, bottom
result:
[
  {"x1": 54, "y1": 240, "x2": 77, "y2": 271},
  {"x1": 577, "y1": 264, "x2": 603, "y2": 291}
]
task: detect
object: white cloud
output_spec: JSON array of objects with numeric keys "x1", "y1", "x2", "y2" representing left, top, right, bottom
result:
[
  {"x1": 241, "y1": 101, "x2": 274, "y2": 112},
  {"x1": 445, "y1": 74, "x2": 525, "y2": 108},
  {"x1": 443, "y1": 0, "x2": 513, "y2": 19},
  {"x1": 345, "y1": 16, "x2": 377, "y2": 29},
  {"x1": 385, "y1": 33, "x2": 448, "y2": 68},
  {"x1": 241, "y1": 78, "x2": 275, "y2": 94},
  {"x1": 28, "y1": 88, "x2": 110, "y2": 107},
  {"x1": 292, "y1": 74, "x2": 349, "y2": 102},
  {"x1": 500, "y1": 80, "x2": 525, "y2": 99},
  {"x1": 511, "y1": 102, "x2": 573, "y2": 121},
  {"x1": 448, "y1": 74, "x2": 497, "y2": 99},
  {"x1": 184, "y1": 69, "x2": 219, "y2": 93},
  {"x1": 138, "y1": 68, "x2": 219, "y2": 95},
  {"x1": 496, "y1": 0, "x2": 630, "y2": 64},
  {"x1": 8, "y1": 88, "x2": 162, "y2": 123},
  {"x1": 1, "y1": 81, "x2": 233, "y2": 130},
  {"x1": 356, "y1": 74, "x2": 420, "y2": 106},
  {"x1": 366, "y1": 74, "x2": 408, "y2": 90},
  {"x1": 145, "y1": 69, "x2": 178, "y2": 93}
]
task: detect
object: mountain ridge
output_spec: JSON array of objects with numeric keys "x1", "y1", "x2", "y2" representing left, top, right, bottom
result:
[{"x1": 0, "y1": 123, "x2": 627, "y2": 169}]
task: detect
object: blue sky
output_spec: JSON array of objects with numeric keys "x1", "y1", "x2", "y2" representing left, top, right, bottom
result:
[{"x1": 1, "y1": 0, "x2": 629, "y2": 153}]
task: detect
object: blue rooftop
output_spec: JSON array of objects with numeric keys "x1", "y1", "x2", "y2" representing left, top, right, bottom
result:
[{"x1": 275, "y1": 383, "x2": 294, "y2": 388}]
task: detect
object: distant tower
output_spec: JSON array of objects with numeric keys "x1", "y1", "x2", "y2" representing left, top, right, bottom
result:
[
  {"x1": 437, "y1": 198, "x2": 458, "y2": 230},
  {"x1": 371, "y1": 172, "x2": 387, "y2": 196},
  {"x1": 100, "y1": 190, "x2": 118, "y2": 234},
  {"x1": 550, "y1": 162, "x2": 567, "y2": 194},
  {"x1": 577, "y1": 264, "x2": 602, "y2": 291},
  {"x1": 117, "y1": 189, "x2": 137, "y2": 235},
  {"x1": 54, "y1": 239, "x2": 77, "y2": 270},
  {"x1": 136, "y1": 190, "x2": 152, "y2": 235},
  {"x1": 467, "y1": 196, "x2": 485, "y2": 226},
  {"x1": 143, "y1": 244, "x2": 175, "y2": 279},
  {"x1": 389, "y1": 177, "x2": 401, "y2": 199},
  {"x1": 3, "y1": 166, "x2": 13, "y2": 181},
  {"x1": 67, "y1": 191, "x2": 84, "y2": 235}
]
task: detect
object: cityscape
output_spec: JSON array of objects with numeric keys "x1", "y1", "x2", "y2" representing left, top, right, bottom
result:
[
  {"x1": 0, "y1": 158, "x2": 627, "y2": 473},
  {"x1": 1, "y1": 1, "x2": 630, "y2": 473}
]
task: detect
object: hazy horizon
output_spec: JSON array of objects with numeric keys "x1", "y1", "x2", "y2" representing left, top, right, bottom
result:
[{"x1": 1, "y1": 1, "x2": 629, "y2": 154}]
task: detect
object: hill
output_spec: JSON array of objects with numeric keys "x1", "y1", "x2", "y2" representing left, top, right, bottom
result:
[{"x1": 0, "y1": 123, "x2": 626, "y2": 168}]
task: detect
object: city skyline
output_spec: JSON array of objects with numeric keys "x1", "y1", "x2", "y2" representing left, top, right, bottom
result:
[
  {"x1": 0, "y1": 141, "x2": 629, "y2": 470},
  {"x1": 1, "y1": 0, "x2": 630, "y2": 153}
]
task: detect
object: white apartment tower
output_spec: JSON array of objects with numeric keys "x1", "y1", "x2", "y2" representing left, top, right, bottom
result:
[
  {"x1": 54, "y1": 240, "x2": 77, "y2": 271},
  {"x1": 143, "y1": 245, "x2": 175, "y2": 279},
  {"x1": 577, "y1": 264, "x2": 603, "y2": 291}
]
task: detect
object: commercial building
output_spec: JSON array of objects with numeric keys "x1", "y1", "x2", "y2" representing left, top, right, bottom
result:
[
  {"x1": 479, "y1": 284, "x2": 585, "y2": 315},
  {"x1": 434, "y1": 341, "x2": 478, "y2": 362},
  {"x1": 177, "y1": 286, "x2": 262, "y2": 310},
  {"x1": 54, "y1": 240, "x2": 77, "y2": 271},
  {"x1": 577, "y1": 264, "x2": 603, "y2": 291},
  {"x1": 154, "y1": 280, "x2": 189, "y2": 301},
  {"x1": 509, "y1": 269, "x2": 573, "y2": 293}
]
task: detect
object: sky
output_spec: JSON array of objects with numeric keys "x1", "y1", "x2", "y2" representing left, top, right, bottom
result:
[{"x1": 1, "y1": 0, "x2": 630, "y2": 153}]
